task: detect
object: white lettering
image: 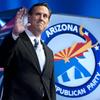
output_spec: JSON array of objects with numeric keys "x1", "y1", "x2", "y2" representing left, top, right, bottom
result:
[
  {"x1": 62, "y1": 24, "x2": 67, "y2": 31},
  {"x1": 87, "y1": 72, "x2": 100, "y2": 90},
  {"x1": 73, "y1": 25, "x2": 78, "y2": 33},
  {"x1": 67, "y1": 24, "x2": 73, "y2": 31},
  {"x1": 56, "y1": 85, "x2": 86, "y2": 96},
  {"x1": 46, "y1": 24, "x2": 78, "y2": 38}
]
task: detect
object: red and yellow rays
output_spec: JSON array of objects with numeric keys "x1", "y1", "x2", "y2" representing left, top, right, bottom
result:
[
  {"x1": 54, "y1": 48, "x2": 69, "y2": 63},
  {"x1": 54, "y1": 42, "x2": 88, "y2": 63},
  {"x1": 54, "y1": 26, "x2": 98, "y2": 63}
]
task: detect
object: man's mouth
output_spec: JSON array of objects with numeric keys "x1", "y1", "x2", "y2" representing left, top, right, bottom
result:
[{"x1": 39, "y1": 21, "x2": 44, "y2": 25}]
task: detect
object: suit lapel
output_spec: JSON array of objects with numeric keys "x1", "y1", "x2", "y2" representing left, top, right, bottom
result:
[
  {"x1": 41, "y1": 42, "x2": 50, "y2": 73},
  {"x1": 19, "y1": 32, "x2": 41, "y2": 74}
]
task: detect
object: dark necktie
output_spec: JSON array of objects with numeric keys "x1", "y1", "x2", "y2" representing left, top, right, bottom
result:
[{"x1": 34, "y1": 39, "x2": 39, "y2": 48}]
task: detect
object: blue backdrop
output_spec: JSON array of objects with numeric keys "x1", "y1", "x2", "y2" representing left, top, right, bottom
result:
[
  {"x1": 0, "y1": 0, "x2": 100, "y2": 18},
  {"x1": 0, "y1": 0, "x2": 100, "y2": 99}
]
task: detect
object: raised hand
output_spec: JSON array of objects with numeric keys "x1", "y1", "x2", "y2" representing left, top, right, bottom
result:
[{"x1": 12, "y1": 8, "x2": 28, "y2": 36}]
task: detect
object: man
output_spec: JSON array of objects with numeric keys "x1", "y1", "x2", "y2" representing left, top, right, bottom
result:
[{"x1": 0, "y1": 3, "x2": 56, "y2": 100}]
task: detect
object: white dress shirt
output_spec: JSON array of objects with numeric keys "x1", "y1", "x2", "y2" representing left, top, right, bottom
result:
[{"x1": 12, "y1": 29, "x2": 46, "y2": 72}]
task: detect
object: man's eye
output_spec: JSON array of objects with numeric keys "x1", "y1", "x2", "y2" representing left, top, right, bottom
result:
[
  {"x1": 36, "y1": 13, "x2": 40, "y2": 16},
  {"x1": 43, "y1": 14, "x2": 48, "y2": 18}
]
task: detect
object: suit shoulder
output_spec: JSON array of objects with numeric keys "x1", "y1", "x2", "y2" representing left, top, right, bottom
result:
[{"x1": 43, "y1": 43, "x2": 52, "y2": 51}]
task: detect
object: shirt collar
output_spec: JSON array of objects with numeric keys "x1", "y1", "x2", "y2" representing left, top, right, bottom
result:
[{"x1": 25, "y1": 29, "x2": 41, "y2": 44}]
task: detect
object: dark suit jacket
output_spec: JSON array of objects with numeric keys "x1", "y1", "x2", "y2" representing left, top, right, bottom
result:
[{"x1": 0, "y1": 32, "x2": 56, "y2": 100}]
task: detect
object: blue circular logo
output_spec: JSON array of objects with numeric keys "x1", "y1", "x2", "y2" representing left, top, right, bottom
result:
[{"x1": 42, "y1": 23, "x2": 100, "y2": 97}]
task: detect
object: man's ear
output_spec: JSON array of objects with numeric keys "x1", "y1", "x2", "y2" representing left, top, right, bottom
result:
[{"x1": 28, "y1": 15, "x2": 31, "y2": 23}]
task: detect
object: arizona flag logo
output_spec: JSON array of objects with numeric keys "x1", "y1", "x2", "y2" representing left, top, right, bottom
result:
[
  {"x1": 54, "y1": 26, "x2": 97, "y2": 82},
  {"x1": 42, "y1": 23, "x2": 100, "y2": 97}
]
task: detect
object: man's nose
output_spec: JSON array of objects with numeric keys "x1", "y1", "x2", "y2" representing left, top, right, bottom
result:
[{"x1": 40, "y1": 14, "x2": 44, "y2": 20}]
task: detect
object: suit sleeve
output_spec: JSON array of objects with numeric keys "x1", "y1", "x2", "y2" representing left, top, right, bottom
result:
[
  {"x1": 50, "y1": 54, "x2": 56, "y2": 100},
  {"x1": 0, "y1": 33, "x2": 17, "y2": 67}
]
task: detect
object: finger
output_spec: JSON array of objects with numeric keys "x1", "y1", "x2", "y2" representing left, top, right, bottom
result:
[
  {"x1": 22, "y1": 7, "x2": 28, "y2": 15},
  {"x1": 15, "y1": 8, "x2": 27, "y2": 20}
]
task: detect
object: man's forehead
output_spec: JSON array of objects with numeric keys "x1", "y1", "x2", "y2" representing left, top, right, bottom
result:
[
  {"x1": 32, "y1": 6, "x2": 49, "y2": 13},
  {"x1": 32, "y1": 6, "x2": 49, "y2": 12}
]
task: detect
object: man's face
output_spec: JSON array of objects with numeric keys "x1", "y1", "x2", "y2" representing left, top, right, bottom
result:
[{"x1": 28, "y1": 6, "x2": 50, "y2": 35}]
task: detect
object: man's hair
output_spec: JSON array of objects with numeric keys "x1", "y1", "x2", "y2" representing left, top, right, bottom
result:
[{"x1": 28, "y1": 2, "x2": 52, "y2": 19}]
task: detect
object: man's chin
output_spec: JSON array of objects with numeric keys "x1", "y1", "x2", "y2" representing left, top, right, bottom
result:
[{"x1": 38, "y1": 27, "x2": 45, "y2": 32}]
